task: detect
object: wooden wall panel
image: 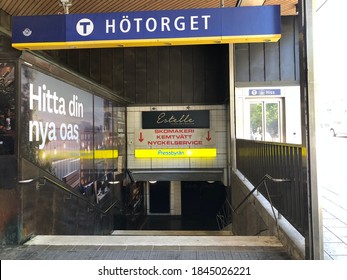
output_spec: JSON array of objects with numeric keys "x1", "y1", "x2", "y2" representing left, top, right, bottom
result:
[
  {"x1": 265, "y1": 42, "x2": 280, "y2": 81},
  {"x1": 192, "y1": 47, "x2": 205, "y2": 104},
  {"x1": 100, "y1": 48, "x2": 113, "y2": 89},
  {"x1": 123, "y1": 48, "x2": 136, "y2": 101},
  {"x1": 235, "y1": 43, "x2": 250, "y2": 82},
  {"x1": 250, "y1": 43, "x2": 265, "y2": 82},
  {"x1": 146, "y1": 47, "x2": 159, "y2": 104},
  {"x1": 294, "y1": 18, "x2": 300, "y2": 81},
  {"x1": 66, "y1": 49, "x2": 79, "y2": 72},
  {"x1": 234, "y1": 16, "x2": 299, "y2": 84},
  {"x1": 78, "y1": 49, "x2": 91, "y2": 78},
  {"x1": 135, "y1": 48, "x2": 147, "y2": 104},
  {"x1": 113, "y1": 49, "x2": 124, "y2": 96},
  {"x1": 280, "y1": 16, "x2": 296, "y2": 81},
  {"x1": 49, "y1": 44, "x2": 231, "y2": 104},
  {"x1": 90, "y1": 49, "x2": 101, "y2": 83},
  {"x1": 205, "y1": 46, "x2": 218, "y2": 103},
  {"x1": 158, "y1": 47, "x2": 170, "y2": 103},
  {"x1": 181, "y1": 46, "x2": 194, "y2": 104},
  {"x1": 169, "y1": 47, "x2": 182, "y2": 103}
]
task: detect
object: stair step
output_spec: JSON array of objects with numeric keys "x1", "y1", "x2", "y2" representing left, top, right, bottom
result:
[
  {"x1": 24, "y1": 235, "x2": 282, "y2": 247},
  {"x1": 111, "y1": 230, "x2": 233, "y2": 236}
]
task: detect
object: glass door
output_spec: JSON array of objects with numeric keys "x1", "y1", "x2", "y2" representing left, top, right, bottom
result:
[{"x1": 249, "y1": 99, "x2": 282, "y2": 142}]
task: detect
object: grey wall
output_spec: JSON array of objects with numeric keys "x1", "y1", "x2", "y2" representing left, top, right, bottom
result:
[
  {"x1": 49, "y1": 45, "x2": 230, "y2": 105},
  {"x1": 235, "y1": 16, "x2": 299, "y2": 84}
]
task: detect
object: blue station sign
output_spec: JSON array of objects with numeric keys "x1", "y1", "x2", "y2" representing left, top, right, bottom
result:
[
  {"x1": 12, "y1": 6, "x2": 281, "y2": 50},
  {"x1": 248, "y1": 89, "x2": 281, "y2": 96}
]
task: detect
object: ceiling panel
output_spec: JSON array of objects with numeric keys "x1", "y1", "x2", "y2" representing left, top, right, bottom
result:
[{"x1": 0, "y1": 0, "x2": 298, "y2": 16}]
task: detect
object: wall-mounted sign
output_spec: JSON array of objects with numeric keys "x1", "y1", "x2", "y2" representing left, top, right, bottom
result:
[
  {"x1": 249, "y1": 89, "x2": 281, "y2": 96},
  {"x1": 136, "y1": 128, "x2": 215, "y2": 148},
  {"x1": 135, "y1": 148, "x2": 217, "y2": 158},
  {"x1": 142, "y1": 110, "x2": 210, "y2": 129},
  {"x1": 12, "y1": 6, "x2": 281, "y2": 50},
  {"x1": 135, "y1": 110, "x2": 215, "y2": 156}
]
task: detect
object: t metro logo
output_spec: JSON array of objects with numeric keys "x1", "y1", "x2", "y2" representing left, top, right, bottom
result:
[{"x1": 76, "y1": 18, "x2": 94, "y2": 36}]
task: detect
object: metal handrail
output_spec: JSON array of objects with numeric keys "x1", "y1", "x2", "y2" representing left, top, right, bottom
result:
[
  {"x1": 233, "y1": 174, "x2": 291, "y2": 213},
  {"x1": 216, "y1": 174, "x2": 291, "y2": 231},
  {"x1": 216, "y1": 199, "x2": 233, "y2": 230},
  {"x1": 19, "y1": 175, "x2": 122, "y2": 215}
]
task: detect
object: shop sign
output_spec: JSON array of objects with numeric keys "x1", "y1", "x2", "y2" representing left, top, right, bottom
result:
[{"x1": 142, "y1": 110, "x2": 210, "y2": 129}]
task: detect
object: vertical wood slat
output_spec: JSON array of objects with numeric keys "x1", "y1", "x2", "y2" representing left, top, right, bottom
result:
[
  {"x1": 100, "y1": 48, "x2": 113, "y2": 89},
  {"x1": 66, "y1": 50, "x2": 79, "y2": 72},
  {"x1": 193, "y1": 46, "x2": 205, "y2": 103},
  {"x1": 234, "y1": 17, "x2": 299, "y2": 84},
  {"x1": 78, "y1": 49, "x2": 91, "y2": 78},
  {"x1": 113, "y1": 49, "x2": 124, "y2": 96},
  {"x1": 51, "y1": 44, "x2": 229, "y2": 104},
  {"x1": 181, "y1": 46, "x2": 194, "y2": 104},
  {"x1": 265, "y1": 42, "x2": 280, "y2": 81},
  {"x1": 158, "y1": 47, "x2": 170, "y2": 103},
  {"x1": 123, "y1": 48, "x2": 136, "y2": 101},
  {"x1": 250, "y1": 43, "x2": 265, "y2": 82},
  {"x1": 146, "y1": 47, "x2": 159, "y2": 104},
  {"x1": 135, "y1": 48, "x2": 147, "y2": 104},
  {"x1": 169, "y1": 47, "x2": 182, "y2": 103},
  {"x1": 205, "y1": 45, "x2": 218, "y2": 103},
  {"x1": 90, "y1": 49, "x2": 101, "y2": 83},
  {"x1": 280, "y1": 17, "x2": 296, "y2": 81},
  {"x1": 235, "y1": 43, "x2": 250, "y2": 82}
]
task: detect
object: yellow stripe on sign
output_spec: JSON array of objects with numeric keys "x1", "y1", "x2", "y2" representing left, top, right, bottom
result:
[
  {"x1": 12, "y1": 34, "x2": 281, "y2": 50},
  {"x1": 135, "y1": 148, "x2": 217, "y2": 158},
  {"x1": 81, "y1": 149, "x2": 119, "y2": 159}
]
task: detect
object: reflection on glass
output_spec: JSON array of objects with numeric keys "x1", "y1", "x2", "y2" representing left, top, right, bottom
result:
[
  {"x1": 20, "y1": 65, "x2": 127, "y2": 205},
  {"x1": 266, "y1": 103, "x2": 279, "y2": 142},
  {"x1": 0, "y1": 63, "x2": 16, "y2": 155},
  {"x1": 249, "y1": 101, "x2": 281, "y2": 142},
  {"x1": 250, "y1": 103, "x2": 263, "y2": 140}
]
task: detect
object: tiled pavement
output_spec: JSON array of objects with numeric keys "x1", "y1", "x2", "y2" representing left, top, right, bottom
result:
[
  {"x1": 321, "y1": 185, "x2": 347, "y2": 260},
  {"x1": 0, "y1": 235, "x2": 291, "y2": 260},
  {"x1": 316, "y1": 133, "x2": 347, "y2": 260},
  {"x1": 0, "y1": 244, "x2": 291, "y2": 260}
]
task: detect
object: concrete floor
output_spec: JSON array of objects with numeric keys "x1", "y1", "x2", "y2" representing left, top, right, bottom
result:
[
  {"x1": 0, "y1": 234, "x2": 291, "y2": 260},
  {"x1": 321, "y1": 185, "x2": 347, "y2": 260}
]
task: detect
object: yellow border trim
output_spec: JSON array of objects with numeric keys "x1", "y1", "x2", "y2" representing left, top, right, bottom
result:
[
  {"x1": 135, "y1": 148, "x2": 217, "y2": 158},
  {"x1": 12, "y1": 34, "x2": 281, "y2": 50},
  {"x1": 80, "y1": 149, "x2": 119, "y2": 159}
]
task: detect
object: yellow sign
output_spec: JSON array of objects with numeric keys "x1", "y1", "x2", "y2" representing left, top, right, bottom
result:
[
  {"x1": 80, "y1": 149, "x2": 118, "y2": 159},
  {"x1": 135, "y1": 148, "x2": 216, "y2": 158}
]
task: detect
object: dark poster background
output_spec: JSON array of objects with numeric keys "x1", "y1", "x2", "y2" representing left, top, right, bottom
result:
[{"x1": 20, "y1": 65, "x2": 125, "y2": 204}]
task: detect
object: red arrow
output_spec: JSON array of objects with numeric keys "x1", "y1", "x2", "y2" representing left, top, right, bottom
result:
[
  {"x1": 206, "y1": 131, "x2": 211, "y2": 141},
  {"x1": 138, "y1": 132, "x2": 144, "y2": 142}
]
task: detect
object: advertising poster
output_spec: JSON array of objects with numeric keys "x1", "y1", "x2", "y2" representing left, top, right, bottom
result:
[{"x1": 20, "y1": 65, "x2": 125, "y2": 204}]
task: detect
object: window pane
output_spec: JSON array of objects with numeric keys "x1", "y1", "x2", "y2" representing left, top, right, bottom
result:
[
  {"x1": 250, "y1": 103, "x2": 263, "y2": 140},
  {"x1": 265, "y1": 102, "x2": 280, "y2": 142}
]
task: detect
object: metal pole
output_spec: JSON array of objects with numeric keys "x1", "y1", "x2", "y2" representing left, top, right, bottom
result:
[{"x1": 298, "y1": 0, "x2": 323, "y2": 260}]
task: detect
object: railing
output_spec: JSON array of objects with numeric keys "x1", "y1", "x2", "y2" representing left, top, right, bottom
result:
[
  {"x1": 43, "y1": 176, "x2": 123, "y2": 214},
  {"x1": 216, "y1": 175, "x2": 290, "y2": 231},
  {"x1": 236, "y1": 139, "x2": 308, "y2": 236},
  {"x1": 18, "y1": 159, "x2": 125, "y2": 239},
  {"x1": 216, "y1": 199, "x2": 233, "y2": 230},
  {"x1": 19, "y1": 174, "x2": 123, "y2": 215}
]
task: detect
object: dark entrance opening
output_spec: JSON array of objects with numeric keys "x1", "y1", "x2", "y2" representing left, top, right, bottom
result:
[
  {"x1": 149, "y1": 181, "x2": 170, "y2": 213},
  {"x1": 181, "y1": 181, "x2": 226, "y2": 230}
]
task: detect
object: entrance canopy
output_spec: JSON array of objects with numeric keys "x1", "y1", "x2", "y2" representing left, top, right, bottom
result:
[{"x1": 12, "y1": 6, "x2": 281, "y2": 50}]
